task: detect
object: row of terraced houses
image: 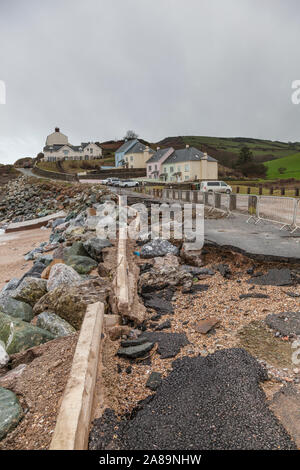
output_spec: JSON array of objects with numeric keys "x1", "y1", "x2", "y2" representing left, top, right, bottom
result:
[{"x1": 42, "y1": 129, "x2": 218, "y2": 182}]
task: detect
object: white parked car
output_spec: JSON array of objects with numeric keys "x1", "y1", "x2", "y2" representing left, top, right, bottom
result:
[
  {"x1": 106, "y1": 178, "x2": 122, "y2": 186},
  {"x1": 200, "y1": 181, "x2": 232, "y2": 194},
  {"x1": 118, "y1": 180, "x2": 140, "y2": 188}
]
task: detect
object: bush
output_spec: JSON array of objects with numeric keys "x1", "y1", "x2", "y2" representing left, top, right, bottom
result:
[{"x1": 239, "y1": 162, "x2": 267, "y2": 178}]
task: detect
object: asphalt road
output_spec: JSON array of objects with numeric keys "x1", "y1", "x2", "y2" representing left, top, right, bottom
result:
[{"x1": 89, "y1": 348, "x2": 296, "y2": 450}]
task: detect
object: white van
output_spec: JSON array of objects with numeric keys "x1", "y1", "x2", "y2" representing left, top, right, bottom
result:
[{"x1": 200, "y1": 181, "x2": 232, "y2": 194}]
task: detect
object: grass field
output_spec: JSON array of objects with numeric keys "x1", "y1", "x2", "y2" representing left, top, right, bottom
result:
[
  {"x1": 182, "y1": 136, "x2": 300, "y2": 160},
  {"x1": 264, "y1": 152, "x2": 300, "y2": 180}
]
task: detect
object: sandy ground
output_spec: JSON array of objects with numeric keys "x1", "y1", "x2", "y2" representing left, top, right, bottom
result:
[{"x1": 0, "y1": 227, "x2": 51, "y2": 290}]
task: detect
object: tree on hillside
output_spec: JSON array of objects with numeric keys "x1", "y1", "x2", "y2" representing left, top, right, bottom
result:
[
  {"x1": 237, "y1": 146, "x2": 253, "y2": 166},
  {"x1": 124, "y1": 130, "x2": 138, "y2": 140}
]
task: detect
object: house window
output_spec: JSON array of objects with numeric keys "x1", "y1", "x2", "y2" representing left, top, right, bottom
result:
[
  {"x1": 170, "y1": 166, "x2": 174, "y2": 173},
  {"x1": 155, "y1": 164, "x2": 157, "y2": 170},
  {"x1": 90, "y1": 148, "x2": 93, "y2": 153},
  {"x1": 130, "y1": 156, "x2": 133, "y2": 161},
  {"x1": 149, "y1": 165, "x2": 152, "y2": 171},
  {"x1": 177, "y1": 166, "x2": 181, "y2": 172},
  {"x1": 185, "y1": 176, "x2": 189, "y2": 180},
  {"x1": 64, "y1": 150, "x2": 69, "y2": 155},
  {"x1": 185, "y1": 164, "x2": 189, "y2": 172}
]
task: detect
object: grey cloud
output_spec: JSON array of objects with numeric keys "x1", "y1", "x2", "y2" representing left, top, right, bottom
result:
[{"x1": 0, "y1": 0, "x2": 300, "y2": 163}]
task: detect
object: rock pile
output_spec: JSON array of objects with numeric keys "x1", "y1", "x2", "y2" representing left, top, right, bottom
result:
[
  {"x1": 0, "y1": 176, "x2": 115, "y2": 224},
  {"x1": 0, "y1": 188, "x2": 119, "y2": 441}
]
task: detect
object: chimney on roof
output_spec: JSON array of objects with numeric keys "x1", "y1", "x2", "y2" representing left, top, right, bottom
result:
[
  {"x1": 186, "y1": 144, "x2": 189, "y2": 148},
  {"x1": 203, "y1": 152, "x2": 208, "y2": 159},
  {"x1": 156, "y1": 146, "x2": 160, "y2": 150},
  {"x1": 55, "y1": 127, "x2": 60, "y2": 132}
]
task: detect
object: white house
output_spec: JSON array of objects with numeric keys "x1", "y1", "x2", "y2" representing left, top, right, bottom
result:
[{"x1": 43, "y1": 128, "x2": 103, "y2": 162}]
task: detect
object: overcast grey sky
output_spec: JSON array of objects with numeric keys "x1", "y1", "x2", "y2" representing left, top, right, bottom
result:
[{"x1": 0, "y1": 0, "x2": 300, "y2": 163}]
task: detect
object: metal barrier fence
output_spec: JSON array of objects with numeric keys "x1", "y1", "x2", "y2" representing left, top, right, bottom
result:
[
  {"x1": 253, "y1": 195, "x2": 299, "y2": 231},
  {"x1": 126, "y1": 187, "x2": 300, "y2": 233}
]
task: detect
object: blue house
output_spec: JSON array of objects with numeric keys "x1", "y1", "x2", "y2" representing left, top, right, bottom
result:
[{"x1": 115, "y1": 139, "x2": 138, "y2": 167}]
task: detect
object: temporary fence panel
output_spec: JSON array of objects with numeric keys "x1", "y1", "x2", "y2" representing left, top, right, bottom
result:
[{"x1": 256, "y1": 196, "x2": 296, "y2": 228}]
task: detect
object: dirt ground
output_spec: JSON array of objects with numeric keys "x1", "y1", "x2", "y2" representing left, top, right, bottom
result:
[
  {"x1": 0, "y1": 334, "x2": 78, "y2": 450},
  {"x1": 0, "y1": 227, "x2": 51, "y2": 290}
]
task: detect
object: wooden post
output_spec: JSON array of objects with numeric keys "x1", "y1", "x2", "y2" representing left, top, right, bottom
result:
[
  {"x1": 270, "y1": 187, "x2": 273, "y2": 195},
  {"x1": 229, "y1": 194, "x2": 237, "y2": 211},
  {"x1": 281, "y1": 188, "x2": 285, "y2": 196},
  {"x1": 236, "y1": 186, "x2": 240, "y2": 194},
  {"x1": 295, "y1": 188, "x2": 299, "y2": 197},
  {"x1": 247, "y1": 187, "x2": 251, "y2": 195},
  {"x1": 259, "y1": 185, "x2": 263, "y2": 195}
]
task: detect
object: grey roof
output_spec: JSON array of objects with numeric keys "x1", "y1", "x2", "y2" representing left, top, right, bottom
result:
[
  {"x1": 115, "y1": 139, "x2": 137, "y2": 154},
  {"x1": 146, "y1": 147, "x2": 173, "y2": 164},
  {"x1": 163, "y1": 147, "x2": 217, "y2": 164},
  {"x1": 43, "y1": 142, "x2": 101, "y2": 152},
  {"x1": 126, "y1": 142, "x2": 154, "y2": 155}
]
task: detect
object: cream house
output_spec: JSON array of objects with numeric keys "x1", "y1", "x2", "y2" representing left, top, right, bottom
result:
[
  {"x1": 43, "y1": 128, "x2": 103, "y2": 162},
  {"x1": 115, "y1": 140, "x2": 154, "y2": 168},
  {"x1": 161, "y1": 145, "x2": 218, "y2": 182}
]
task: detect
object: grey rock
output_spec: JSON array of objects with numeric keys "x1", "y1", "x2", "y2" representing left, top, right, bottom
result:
[
  {"x1": 52, "y1": 217, "x2": 66, "y2": 229},
  {"x1": 0, "y1": 387, "x2": 22, "y2": 440},
  {"x1": 146, "y1": 371, "x2": 162, "y2": 391},
  {"x1": 0, "y1": 296, "x2": 33, "y2": 322},
  {"x1": 66, "y1": 255, "x2": 98, "y2": 275},
  {"x1": 0, "y1": 312, "x2": 55, "y2": 354},
  {"x1": 13, "y1": 277, "x2": 47, "y2": 307},
  {"x1": 117, "y1": 342, "x2": 154, "y2": 359},
  {"x1": 140, "y1": 238, "x2": 179, "y2": 259},
  {"x1": 0, "y1": 279, "x2": 19, "y2": 296},
  {"x1": 66, "y1": 241, "x2": 89, "y2": 258},
  {"x1": 83, "y1": 238, "x2": 112, "y2": 262},
  {"x1": 36, "y1": 311, "x2": 76, "y2": 337},
  {"x1": 121, "y1": 337, "x2": 149, "y2": 348},
  {"x1": 47, "y1": 263, "x2": 81, "y2": 291}
]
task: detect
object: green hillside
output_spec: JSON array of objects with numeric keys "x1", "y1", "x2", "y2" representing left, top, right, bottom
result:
[
  {"x1": 157, "y1": 135, "x2": 300, "y2": 171},
  {"x1": 182, "y1": 136, "x2": 300, "y2": 160},
  {"x1": 264, "y1": 153, "x2": 300, "y2": 180}
]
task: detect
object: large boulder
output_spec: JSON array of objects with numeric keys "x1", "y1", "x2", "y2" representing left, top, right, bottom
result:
[
  {"x1": 83, "y1": 238, "x2": 112, "y2": 262},
  {"x1": 140, "y1": 238, "x2": 179, "y2": 259},
  {"x1": 47, "y1": 263, "x2": 81, "y2": 291},
  {"x1": 65, "y1": 241, "x2": 89, "y2": 258},
  {"x1": 0, "y1": 296, "x2": 33, "y2": 322},
  {"x1": 139, "y1": 265, "x2": 193, "y2": 293},
  {"x1": 33, "y1": 279, "x2": 111, "y2": 329},
  {"x1": 36, "y1": 312, "x2": 76, "y2": 338},
  {"x1": 0, "y1": 387, "x2": 23, "y2": 440},
  {"x1": 64, "y1": 225, "x2": 85, "y2": 241},
  {"x1": 65, "y1": 255, "x2": 97, "y2": 275},
  {"x1": 12, "y1": 277, "x2": 47, "y2": 307},
  {"x1": 0, "y1": 312, "x2": 55, "y2": 354}
]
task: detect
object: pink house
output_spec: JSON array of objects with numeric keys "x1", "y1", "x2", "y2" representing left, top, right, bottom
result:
[{"x1": 146, "y1": 147, "x2": 174, "y2": 180}]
